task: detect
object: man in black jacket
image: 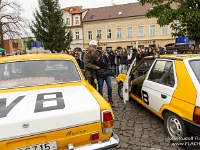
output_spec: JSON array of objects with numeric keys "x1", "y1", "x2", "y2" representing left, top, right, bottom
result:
[{"x1": 92, "y1": 51, "x2": 114, "y2": 107}]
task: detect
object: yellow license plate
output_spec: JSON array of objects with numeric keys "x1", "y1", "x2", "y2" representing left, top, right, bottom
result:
[{"x1": 15, "y1": 141, "x2": 57, "y2": 150}]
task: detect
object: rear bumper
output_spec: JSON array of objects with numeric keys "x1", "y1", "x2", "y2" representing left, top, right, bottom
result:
[
  {"x1": 68, "y1": 133, "x2": 119, "y2": 150},
  {"x1": 183, "y1": 119, "x2": 200, "y2": 136}
]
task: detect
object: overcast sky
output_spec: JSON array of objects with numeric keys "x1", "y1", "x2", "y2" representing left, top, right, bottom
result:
[{"x1": 20, "y1": 0, "x2": 138, "y2": 20}]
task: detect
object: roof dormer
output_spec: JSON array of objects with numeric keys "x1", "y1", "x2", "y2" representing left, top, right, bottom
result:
[{"x1": 69, "y1": 8, "x2": 74, "y2": 11}]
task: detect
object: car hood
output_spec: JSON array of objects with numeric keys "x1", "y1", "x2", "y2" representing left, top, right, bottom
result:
[{"x1": 0, "y1": 86, "x2": 100, "y2": 141}]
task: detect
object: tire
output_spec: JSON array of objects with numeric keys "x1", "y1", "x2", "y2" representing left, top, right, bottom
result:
[
  {"x1": 164, "y1": 111, "x2": 188, "y2": 143},
  {"x1": 118, "y1": 83, "x2": 123, "y2": 100}
]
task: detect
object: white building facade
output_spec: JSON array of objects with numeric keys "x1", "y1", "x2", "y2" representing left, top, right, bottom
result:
[{"x1": 62, "y1": 6, "x2": 88, "y2": 50}]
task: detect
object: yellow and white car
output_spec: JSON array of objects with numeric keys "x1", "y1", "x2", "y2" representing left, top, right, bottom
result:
[
  {"x1": 0, "y1": 54, "x2": 119, "y2": 150},
  {"x1": 117, "y1": 54, "x2": 200, "y2": 142}
]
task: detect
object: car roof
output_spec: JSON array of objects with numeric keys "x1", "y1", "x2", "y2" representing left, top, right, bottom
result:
[
  {"x1": 0, "y1": 54, "x2": 75, "y2": 62},
  {"x1": 146, "y1": 54, "x2": 200, "y2": 60}
]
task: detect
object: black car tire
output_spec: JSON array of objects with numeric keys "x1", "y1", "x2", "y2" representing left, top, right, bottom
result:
[{"x1": 164, "y1": 111, "x2": 188, "y2": 144}]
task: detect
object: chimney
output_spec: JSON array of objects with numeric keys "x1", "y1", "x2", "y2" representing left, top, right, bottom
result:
[{"x1": 79, "y1": 6, "x2": 82, "y2": 9}]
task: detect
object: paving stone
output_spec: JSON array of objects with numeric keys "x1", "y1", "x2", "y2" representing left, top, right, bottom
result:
[
  {"x1": 141, "y1": 137, "x2": 149, "y2": 143},
  {"x1": 119, "y1": 135, "x2": 129, "y2": 143},
  {"x1": 126, "y1": 130, "x2": 134, "y2": 135},
  {"x1": 136, "y1": 142, "x2": 150, "y2": 147},
  {"x1": 150, "y1": 144, "x2": 162, "y2": 149},
  {"x1": 163, "y1": 146, "x2": 178, "y2": 150},
  {"x1": 141, "y1": 147, "x2": 151, "y2": 150},
  {"x1": 134, "y1": 132, "x2": 142, "y2": 138},
  {"x1": 128, "y1": 138, "x2": 140, "y2": 145},
  {"x1": 120, "y1": 142, "x2": 129, "y2": 149},
  {"x1": 122, "y1": 131, "x2": 132, "y2": 137},
  {"x1": 114, "y1": 121, "x2": 120, "y2": 128},
  {"x1": 160, "y1": 142, "x2": 172, "y2": 146}
]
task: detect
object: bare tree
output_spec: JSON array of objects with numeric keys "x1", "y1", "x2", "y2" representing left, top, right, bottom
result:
[{"x1": 0, "y1": 0, "x2": 28, "y2": 48}]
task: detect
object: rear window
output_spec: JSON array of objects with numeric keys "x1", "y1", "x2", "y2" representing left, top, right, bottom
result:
[
  {"x1": 189, "y1": 60, "x2": 200, "y2": 83},
  {"x1": 0, "y1": 60, "x2": 81, "y2": 89}
]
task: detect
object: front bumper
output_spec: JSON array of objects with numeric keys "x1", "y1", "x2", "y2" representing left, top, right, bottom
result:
[
  {"x1": 68, "y1": 133, "x2": 119, "y2": 150},
  {"x1": 183, "y1": 119, "x2": 200, "y2": 136}
]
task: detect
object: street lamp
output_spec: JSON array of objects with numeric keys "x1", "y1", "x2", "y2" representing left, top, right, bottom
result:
[{"x1": 96, "y1": 35, "x2": 101, "y2": 50}]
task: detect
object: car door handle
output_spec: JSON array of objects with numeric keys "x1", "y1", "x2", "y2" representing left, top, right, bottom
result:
[{"x1": 161, "y1": 94, "x2": 167, "y2": 99}]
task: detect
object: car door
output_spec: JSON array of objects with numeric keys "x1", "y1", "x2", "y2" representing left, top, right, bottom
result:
[
  {"x1": 123, "y1": 58, "x2": 136, "y2": 103},
  {"x1": 123, "y1": 58, "x2": 155, "y2": 103},
  {"x1": 142, "y1": 59, "x2": 177, "y2": 113}
]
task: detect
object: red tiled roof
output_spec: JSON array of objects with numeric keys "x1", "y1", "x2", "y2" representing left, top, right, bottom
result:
[
  {"x1": 63, "y1": 6, "x2": 87, "y2": 14},
  {"x1": 83, "y1": 2, "x2": 177, "y2": 22}
]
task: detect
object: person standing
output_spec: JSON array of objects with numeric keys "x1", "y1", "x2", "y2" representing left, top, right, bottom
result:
[
  {"x1": 136, "y1": 48, "x2": 145, "y2": 64},
  {"x1": 108, "y1": 50, "x2": 115, "y2": 77},
  {"x1": 79, "y1": 49, "x2": 85, "y2": 69},
  {"x1": 146, "y1": 47, "x2": 154, "y2": 56},
  {"x1": 127, "y1": 49, "x2": 135, "y2": 70},
  {"x1": 119, "y1": 48, "x2": 127, "y2": 73},
  {"x1": 92, "y1": 51, "x2": 114, "y2": 107},
  {"x1": 83, "y1": 40, "x2": 100, "y2": 88},
  {"x1": 114, "y1": 50, "x2": 120, "y2": 77}
]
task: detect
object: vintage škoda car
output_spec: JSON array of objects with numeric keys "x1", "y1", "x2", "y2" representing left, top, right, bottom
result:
[
  {"x1": 0, "y1": 54, "x2": 119, "y2": 150},
  {"x1": 116, "y1": 54, "x2": 200, "y2": 142}
]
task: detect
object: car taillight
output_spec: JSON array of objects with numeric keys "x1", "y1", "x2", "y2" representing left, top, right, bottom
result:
[
  {"x1": 102, "y1": 110, "x2": 114, "y2": 134},
  {"x1": 91, "y1": 132, "x2": 99, "y2": 141},
  {"x1": 193, "y1": 106, "x2": 200, "y2": 123}
]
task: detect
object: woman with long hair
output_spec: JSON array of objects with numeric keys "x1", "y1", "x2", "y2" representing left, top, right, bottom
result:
[
  {"x1": 146, "y1": 47, "x2": 154, "y2": 56},
  {"x1": 119, "y1": 48, "x2": 127, "y2": 73}
]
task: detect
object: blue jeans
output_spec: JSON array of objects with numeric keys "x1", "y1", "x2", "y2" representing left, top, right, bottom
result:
[{"x1": 97, "y1": 76, "x2": 112, "y2": 101}]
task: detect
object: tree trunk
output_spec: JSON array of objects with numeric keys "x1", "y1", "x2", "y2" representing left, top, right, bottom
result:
[
  {"x1": 0, "y1": 22, "x2": 4, "y2": 49},
  {"x1": 195, "y1": 38, "x2": 200, "y2": 50}
]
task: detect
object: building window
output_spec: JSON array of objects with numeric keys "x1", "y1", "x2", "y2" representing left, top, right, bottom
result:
[
  {"x1": 88, "y1": 31, "x2": 92, "y2": 40},
  {"x1": 12, "y1": 42, "x2": 18, "y2": 49},
  {"x1": 175, "y1": 23, "x2": 181, "y2": 33},
  {"x1": 150, "y1": 25, "x2": 156, "y2": 36},
  {"x1": 97, "y1": 30, "x2": 101, "y2": 39},
  {"x1": 138, "y1": 26, "x2": 144, "y2": 36},
  {"x1": 117, "y1": 28, "x2": 122, "y2": 38},
  {"x1": 75, "y1": 32, "x2": 79, "y2": 39},
  {"x1": 127, "y1": 27, "x2": 132, "y2": 37},
  {"x1": 107, "y1": 29, "x2": 111, "y2": 38},
  {"x1": 66, "y1": 18, "x2": 70, "y2": 25},
  {"x1": 75, "y1": 17, "x2": 79, "y2": 24},
  {"x1": 162, "y1": 25, "x2": 168, "y2": 35}
]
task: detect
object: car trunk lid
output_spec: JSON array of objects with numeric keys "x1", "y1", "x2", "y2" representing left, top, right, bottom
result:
[{"x1": 0, "y1": 85, "x2": 100, "y2": 141}]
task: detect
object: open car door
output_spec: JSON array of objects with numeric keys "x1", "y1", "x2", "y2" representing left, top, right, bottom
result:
[{"x1": 123, "y1": 58, "x2": 136, "y2": 104}]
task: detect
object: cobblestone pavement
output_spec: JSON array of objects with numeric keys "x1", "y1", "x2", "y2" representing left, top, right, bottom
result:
[{"x1": 102, "y1": 78, "x2": 186, "y2": 150}]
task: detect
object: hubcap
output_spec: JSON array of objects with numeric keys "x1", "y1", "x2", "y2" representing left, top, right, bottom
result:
[{"x1": 167, "y1": 115, "x2": 183, "y2": 139}]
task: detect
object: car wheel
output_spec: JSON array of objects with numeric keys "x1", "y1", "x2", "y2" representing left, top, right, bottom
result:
[
  {"x1": 118, "y1": 83, "x2": 123, "y2": 100},
  {"x1": 164, "y1": 111, "x2": 188, "y2": 143}
]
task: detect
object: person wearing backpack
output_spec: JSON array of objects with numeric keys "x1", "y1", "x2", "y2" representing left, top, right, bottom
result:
[{"x1": 91, "y1": 51, "x2": 115, "y2": 107}]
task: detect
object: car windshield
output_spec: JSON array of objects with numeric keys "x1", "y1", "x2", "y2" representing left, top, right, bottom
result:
[
  {"x1": 0, "y1": 60, "x2": 81, "y2": 89},
  {"x1": 189, "y1": 59, "x2": 200, "y2": 83}
]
